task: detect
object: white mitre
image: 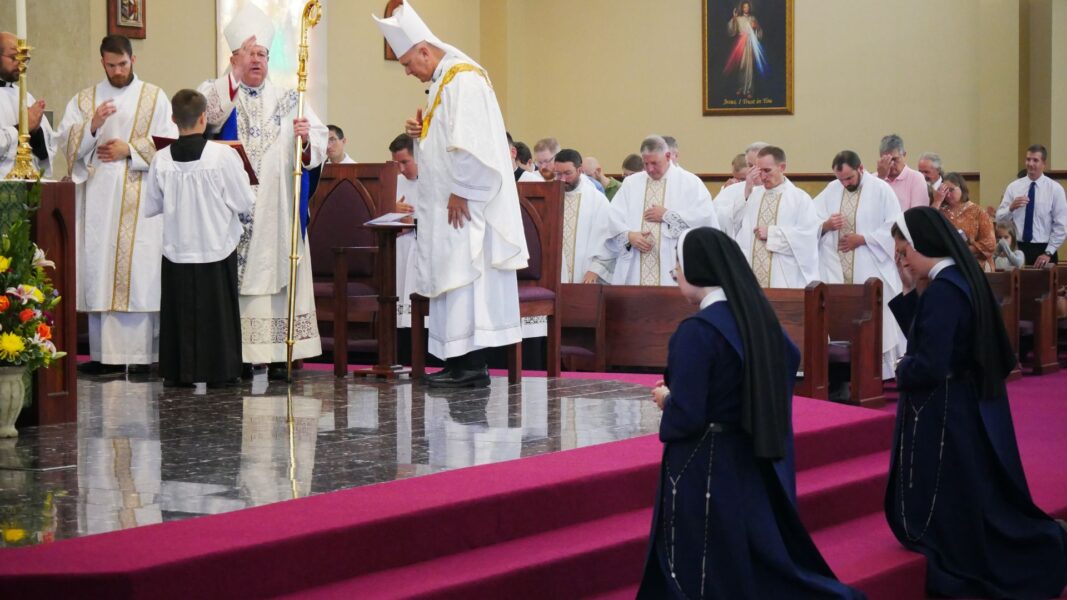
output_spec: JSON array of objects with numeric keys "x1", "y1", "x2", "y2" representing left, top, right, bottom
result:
[
  {"x1": 372, "y1": 1, "x2": 442, "y2": 58},
  {"x1": 224, "y1": 3, "x2": 275, "y2": 52}
]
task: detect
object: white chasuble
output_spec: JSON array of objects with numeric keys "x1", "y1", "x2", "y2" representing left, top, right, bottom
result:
[
  {"x1": 560, "y1": 176, "x2": 613, "y2": 284},
  {"x1": 603, "y1": 165, "x2": 718, "y2": 286},
  {"x1": 736, "y1": 179, "x2": 821, "y2": 289},
  {"x1": 416, "y1": 51, "x2": 528, "y2": 360},
  {"x1": 199, "y1": 76, "x2": 328, "y2": 363},
  {"x1": 713, "y1": 180, "x2": 749, "y2": 239},
  {"x1": 56, "y1": 77, "x2": 176, "y2": 315},
  {"x1": 0, "y1": 84, "x2": 56, "y2": 176},
  {"x1": 814, "y1": 171, "x2": 906, "y2": 377}
]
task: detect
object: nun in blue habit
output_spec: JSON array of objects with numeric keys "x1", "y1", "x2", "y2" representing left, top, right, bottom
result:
[
  {"x1": 887, "y1": 207, "x2": 1067, "y2": 599},
  {"x1": 637, "y1": 227, "x2": 864, "y2": 600}
]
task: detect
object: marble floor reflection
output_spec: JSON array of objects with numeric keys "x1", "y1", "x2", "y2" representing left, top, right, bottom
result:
[{"x1": 0, "y1": 372, "x2": 661, "y2": 547}]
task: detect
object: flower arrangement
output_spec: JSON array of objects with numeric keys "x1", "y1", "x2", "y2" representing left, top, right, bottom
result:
[{"x1": 0, "y1": 183, "x2": 65, "y2": 386}]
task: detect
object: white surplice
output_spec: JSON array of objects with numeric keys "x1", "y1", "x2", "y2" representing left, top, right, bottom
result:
[
  {"x1": 603, "y1": 165, "x2": 719, "y2": 286},
  {"x1": 396, "y1": 173, "x2": 419, "y2": 328},
  {"x1": 561, "y1": 176, "x2": 614, "y2": 283},
  {"x1": 813, "y1": 171, "x2": 906, "y2": 378},
  {"x1": 713, "y1": 180, "x2": 749, "y2": 239},
  {"x1": 416, "y1": 49, "x2": 528, "y2": 360},
  {"x1": 199, "y1": 76, "x2": 327, "y2": 364},
  {"x1": 736, "y1": 179, "x2": 821, "y2": 288},
  {"x1": 56, "y1": 76, "x2": 176, "y2": 364},
  {"x1": 0, "y1": 84, "x2": 55, "y2": 176}
]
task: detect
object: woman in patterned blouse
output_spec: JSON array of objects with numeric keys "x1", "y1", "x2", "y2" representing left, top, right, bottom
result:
[{"x1": 931, "y1": 172, "x2": 996, "y2": 271}]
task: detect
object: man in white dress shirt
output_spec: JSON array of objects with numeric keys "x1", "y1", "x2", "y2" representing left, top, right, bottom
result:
[{"x1": 995, "y1": 144, "x2": 1066, "y2": 266}]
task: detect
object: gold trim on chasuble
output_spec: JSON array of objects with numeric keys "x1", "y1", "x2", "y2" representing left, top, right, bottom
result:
[
  {"x1": 751, "y1": 189, "x2": 782, "y2": 287},
  {"x1": 65, "y1": 87, "x2": 96, "y2": 177},
  {"x1": 420, "y1": 64, "x2": 489, "y2": 141},
  {"x1": 837, "y1": 187, "x2": 862, "y2": 284},
  {"x1": 562, "y1": 191, "x2": 582, "y2": 281},
  {"x1": 639, "y1": 177, "x2": 666, "y2": 285},
  {"x1": 110, "y1": 83, "x2": 160, "y2": 311}
]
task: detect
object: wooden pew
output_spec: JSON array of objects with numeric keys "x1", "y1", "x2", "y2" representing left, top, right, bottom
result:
[
  {"x1": 985, "y1": 270, "x2": 1023, "y2": 381},
  {"x1": 597, "y1": 283, "x2": 829, "y2": 400},
  {"x1": 765, "y1": 283, "x2": 830, "y2": 400},
  {"x1": 824, "y1": 279, "x2": 885, "y2": 407},
  {"x1": 1056, "y1": 264, "x2": 1067, "y2": 358},
  {"x1": 1018, "y1": 267, "x2": 1060, "y2": 375},
  {"x1": 559, "y1": 283, "x2": 606, "y2": 372}
]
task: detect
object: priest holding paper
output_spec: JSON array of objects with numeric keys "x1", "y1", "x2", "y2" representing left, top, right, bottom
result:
[
  {"x1": 56, "y1": 34, "x2": 176, "y2": 373},
  {"x1": 814, "y1": 151, "x2": 906, "y2": 378},
  {"x1": 0, "y1": 32, "x2": 54, "y2": 176},
  {"x1": 735, "y1": 145, "x2": 821, "y2": 288},
  {"x1": 198, "y1": 5, "x2": 327, "y2": 376},
  {"x1": 374, "y1": 1, "x2": 528, "y2": 388}
]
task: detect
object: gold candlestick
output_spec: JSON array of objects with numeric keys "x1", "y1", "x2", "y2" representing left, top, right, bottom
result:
[{"x1": 5, "y1": 39, "x2": 38, "y2": 181}]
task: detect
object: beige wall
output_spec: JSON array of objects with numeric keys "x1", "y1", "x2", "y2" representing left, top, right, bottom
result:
[{"x1": 1, "y1": 0, "x2": 1053, "y2": 193}]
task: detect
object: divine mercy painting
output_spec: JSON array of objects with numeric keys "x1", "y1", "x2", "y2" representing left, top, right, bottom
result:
[{"x1": 703, "y1": 0, "x2": 793, "y2": 115}]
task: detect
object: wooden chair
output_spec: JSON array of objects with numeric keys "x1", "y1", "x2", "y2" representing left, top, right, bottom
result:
[
  {"x1": 765, "y1": 282, "x2": 830, "y2": 400},
  {"x1": 559, "y1": 283, "x2": 607, "y2": 372},
  {"x1": 411, "y1": 181, "x2": 564, "y2": 383},
  {"x1": 985, "y1": 270, "x2": 1022, "y2": 381},
  {"x1": 824, "y1": 279, "x2": 885, "y2": 407},
  {"x1": 307, "y1": 163, "x2": 399, "y2": 375},
  {"x1": 1018, "y1": 267, "x2": 1060, "y2": 375}
]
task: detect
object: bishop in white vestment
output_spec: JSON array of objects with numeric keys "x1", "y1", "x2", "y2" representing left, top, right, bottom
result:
[
  {"x1": 375, "y1": 2, "x2": 528, "y2": 387},
  {"x1": 602, "y1": 136, "x2": 718, "y2": 286},
  {"x1": 814, "y1": 153, "x2": 906, "y2": 378},
  {"x1": 0, "y1": 32, "x2": 54, "y2": 176},
  {"x1": 735, "y1": 147, "x2": 821, "y2": 288},
  {"x1": 198, "y1": 5, "x2": 327, "y2": 367},
  {"x1": 56, "y1": 36, "x2": 176, "y2": 367}
]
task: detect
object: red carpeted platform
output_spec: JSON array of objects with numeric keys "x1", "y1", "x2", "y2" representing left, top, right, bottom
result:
[{"x1": 3, "y1": 370, "x2": 1066, "y2": 599}]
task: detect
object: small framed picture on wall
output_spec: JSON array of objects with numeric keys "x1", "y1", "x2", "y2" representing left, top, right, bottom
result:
[{"x1": 108, "y1": 0, "x2": 147, "y2": 40}]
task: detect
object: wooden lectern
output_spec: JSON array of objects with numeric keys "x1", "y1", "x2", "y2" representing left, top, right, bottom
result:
[{"x1": 29, "y1": 181, "x2": 77, "y2": 425}]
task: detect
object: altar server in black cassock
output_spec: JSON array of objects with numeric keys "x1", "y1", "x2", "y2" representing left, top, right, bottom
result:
[
  {"x1": 637, "y1": 227, "x2": 864, "y2": 599},
  {"x1": 144, "y1": 89, "x2": 254, "y2": 386},
  {"x1": 887, "y1": 206, "x2": 1067, "y2": 599}
]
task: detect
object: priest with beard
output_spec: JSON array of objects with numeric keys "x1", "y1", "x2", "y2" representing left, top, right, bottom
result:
[
  {"x1": 601, "y1": 135, "x2": 718, "y2": 286},
  {"x1": 0, "y1": 31, "x2": 54, "y2": 176},
  {"x1": 735, "y1": 145, "x2": 821, "y2": 288},
  {"x1": 814, "y1": 150, "x2": 906, "y2": 379},
  {"x1": 551, "y1": 149, "x2": 614, "y2": 284},
  {"x1": 197, "y1": 4, "x2": 328, "y2": 378},
  {"x1": 374, "y1": 1, "x2": 528, "y2": 388},
  {"x1": 56, "y1": 34, "x2": 176, "y2": 374}
]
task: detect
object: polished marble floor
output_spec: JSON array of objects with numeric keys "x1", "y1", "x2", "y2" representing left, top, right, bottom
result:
[{"x1": 0, "y1": 371, "x2": 661, "y2": 547}]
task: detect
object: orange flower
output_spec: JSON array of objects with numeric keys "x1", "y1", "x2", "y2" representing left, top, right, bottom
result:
[
  {"x1": 19, "y1": 308, "x2": 35, "y2": 323},
  {"x1": 36, "y1": 323, "x2": 51, "y2": 340},
  {"x1": 0, "y1": 296, "x2": 9, "y2": 312}
]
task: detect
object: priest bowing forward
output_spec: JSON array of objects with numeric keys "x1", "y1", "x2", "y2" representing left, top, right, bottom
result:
[
  {"x1": 601, "y1": 136, "x2": 718, "y2": 286},
  {"x1": 735, "y1": 146, "x2": 821, "y2": 288},
  {"x1": 197, "y1": 4, "x2": 327, "y2": 373},
  {"x1": 814, "y1": 151, "x2": 906, "y2": 378},
  {"x1": 374, "y1": 1, "x2": 528, "y2": 388},
  {"x1": 56, "y1": 35, "x2": 176, "y2": 372}
]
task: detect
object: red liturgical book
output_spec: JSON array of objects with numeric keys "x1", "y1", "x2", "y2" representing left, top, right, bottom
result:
[{"x1": 153, "y1": 137, "x2": 259, "y2": 185}]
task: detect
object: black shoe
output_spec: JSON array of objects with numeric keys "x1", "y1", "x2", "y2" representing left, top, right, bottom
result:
[
  {"x1": 77, "y1": 361, "x2": 125, "y2": 375},
  {"x1": 424, "y1": 366, "x2": 453, "y2": 382},
  {"x1": 126, "y1": 364, "x2": 152, "y2": 375},
  {"x1": 268, "y1": 364, "x2": 289, "y2": 380},
  {"x1": 427, "y1": 367, "x2": 490, "y2": 388}
]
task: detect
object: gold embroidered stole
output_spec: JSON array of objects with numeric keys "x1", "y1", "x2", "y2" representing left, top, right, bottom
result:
[
  {"x1": 65, "y1": 86, "x2": 96, "y2": 177},
  {"x1": 562, "y1": 190, "x2": 582, "y2": 281},
  {"x1": 421, "y1": 64, "x2": 490, "y2": 140},
  {"x1": 639, "y1": 178, "x2": 666, "y2": 285},
  {"x1": 751, "y1": 188, "x2": 782, "y2": 287},
  {"x1": 838, "y1": 187, "x2": 862, "y2": 283},
  {"x1": 110, "y1": 82, "x2": 160, "y2": 311}
]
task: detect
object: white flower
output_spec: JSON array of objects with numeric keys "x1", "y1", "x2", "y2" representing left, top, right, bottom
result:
[{"x1": 32, "y1": 246, "x2": 55, "y2": 269}]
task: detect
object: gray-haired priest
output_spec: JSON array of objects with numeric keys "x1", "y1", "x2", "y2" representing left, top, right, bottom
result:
[
  {"x1": 374, "y1": 1, "x2": 528, "y2": 388},
  {"x1": 197, "y1": 4, "x2": 327, "y2": 378}
]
